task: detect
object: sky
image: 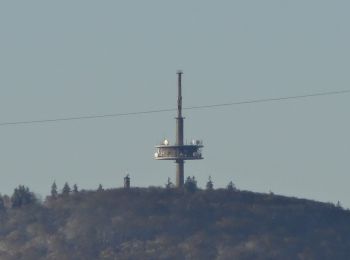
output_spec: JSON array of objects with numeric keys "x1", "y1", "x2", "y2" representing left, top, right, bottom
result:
[{"x1": 0, "y1": 1, "x2": 349, "y2": 207}]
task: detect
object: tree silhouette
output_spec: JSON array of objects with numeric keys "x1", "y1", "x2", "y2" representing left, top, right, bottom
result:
[
  {"x1": 227, "y1": 181, "x2": 236, "y2": 192},
  {"x1": 73, "y1": 184, "x2": 79, "y2": 194},
  {"x1": 184, "y1": 176, "x2": 197, "y2": 193},
  {"x1": 62, "y1": 182, "x2": 71, "y2": 196},
  {"x1": 11, "y1": 185, "x2": 36, "y2": 208},
  {"x1": 206, "y1": 176, "x2": 214, "y2": 190},
  {"x1": 51, "y1": 181, "x2": 58, "y2": 198}
]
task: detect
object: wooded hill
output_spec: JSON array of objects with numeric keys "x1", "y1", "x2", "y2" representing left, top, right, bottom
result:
[{"x1": 0, "y1": 186, "x2": 349, "y2": 259}]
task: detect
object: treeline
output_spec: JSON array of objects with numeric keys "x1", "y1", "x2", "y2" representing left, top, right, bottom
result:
[
  {"x1": 0, "y1": 181, "x2": 349, "y2": 259},
  {"x1": 0, "y1": 175, "x2": 237, "y2": 210}
]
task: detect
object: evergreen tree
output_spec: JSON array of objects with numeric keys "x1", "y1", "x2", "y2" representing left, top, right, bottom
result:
[
  {"x1": 51, "y1": 181, "x2": 58, "y2": 198},
  {"x1": 184, "y1": 176, "x2": 197, "y2": 193},
  {"x1": 206, "y1": 176, "x2": 214, "y2": 190},
  {"x1": 337, "y1": 201, "x2": 342, "y2": 208},
  {"x1": 11, "y1": 185, "x2": 36, "y2": 208},
  {"x1": 73, "y1": 184, "x2": 79, "y2": 194},
  {"x1": 62, "y1": 182, "x2": 71, "y2": 196},
  {"x1": 97, "y1": 184, "x2": 103, "y2": 192},
  {"x1": 227, "y1": 181, "x2": 236, "y2": 192}
]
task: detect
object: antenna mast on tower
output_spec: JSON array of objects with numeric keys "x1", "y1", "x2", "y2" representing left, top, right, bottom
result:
[{"x1": 154, "y1": 71, "x2": 203, "y2": 188}]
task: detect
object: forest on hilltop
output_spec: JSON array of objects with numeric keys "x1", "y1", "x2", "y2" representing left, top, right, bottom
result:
[{"x1": 0, "y1": 184, "x2": 349, "y2": 260}]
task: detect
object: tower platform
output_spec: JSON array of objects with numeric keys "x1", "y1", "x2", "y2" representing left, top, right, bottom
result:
[{"x1": 155, "y1": 140, "x2": 203, "y2": 160}]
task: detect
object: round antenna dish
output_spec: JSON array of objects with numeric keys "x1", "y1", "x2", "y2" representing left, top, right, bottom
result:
[
  {"x1": 154, "y1": 152, "x2": 159, "y2": 158},
  {"x1": 164, "y1": 139, "x2": 169, "y2": 145}
]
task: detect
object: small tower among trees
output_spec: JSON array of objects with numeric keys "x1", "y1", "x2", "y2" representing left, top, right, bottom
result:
[
  {"x1": 124, "y1": 174, "x2": 130, "y2": 189},
  {"x1": 165, "y1": 177, "x2": 174, "y2": 189},
  {"x1": 206, "y1": 176, "x2": 214, "y2": 191}
]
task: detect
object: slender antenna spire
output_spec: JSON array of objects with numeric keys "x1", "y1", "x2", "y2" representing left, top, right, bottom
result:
[
  {"x1": 177, "y1": 70, "x2": 183, "y2": 119},
  {"x1": 176, "y1": 70, "x2": 184, "y2": 187},
  {"x1": 176, "y1": 71, "x2": 184, "y2": 146}
]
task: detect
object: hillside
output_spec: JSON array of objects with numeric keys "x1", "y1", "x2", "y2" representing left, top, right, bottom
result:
[{"x1": 0, "y1": 187, "x2": 349, "y2": 260}]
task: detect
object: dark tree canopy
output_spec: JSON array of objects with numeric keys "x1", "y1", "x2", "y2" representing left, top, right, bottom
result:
[
  {"x1": 1, "y1": 186, "x2": 350, "y2": 259},
  {"x1": 184, "y1": 176, "x2": 198, "y2": 193},
  {"x1": 97, "y1": 184, "x2": 103, "y2": 192},
  {"x1": 73, "y1": 184, "x2": 79, "y2": 194},
  {"x1": 62, "y1": 182, "x2": 71, "y2": 196},
  {"x1": 227, "y1": 181, "x2": 236, "y2": 191},
  {"x1": 51, "y1": 181, "x2": 58, "y2": 198},
  {"x1": 11, "y1": 185, "x2": 37, "y2": 208},
  {"x1": 206, "y1": 176, "x2": 214, "y2": 190}
]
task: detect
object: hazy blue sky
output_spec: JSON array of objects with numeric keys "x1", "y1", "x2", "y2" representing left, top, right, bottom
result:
[{"x1": 0, "y1": 1, "x2": 349, "y2": 206}]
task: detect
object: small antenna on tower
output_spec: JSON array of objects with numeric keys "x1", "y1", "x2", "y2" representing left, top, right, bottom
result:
[{"x1": 177, "y1": 70, "x2": 183, "y2": 119}]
